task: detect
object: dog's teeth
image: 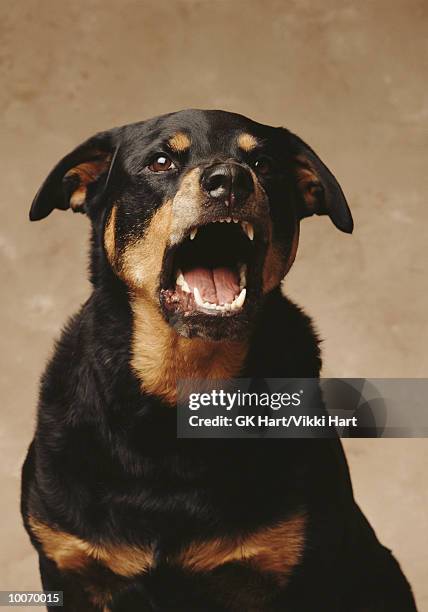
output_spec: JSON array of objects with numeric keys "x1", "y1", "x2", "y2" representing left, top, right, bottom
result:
[
  {"x1": 235, "y1": 287, "x2": 247, "y2": 308},
  {"x1": 176, "y1": 271, "x2": 191, "y2": 293},
  {"x1": 190, "y1": 228, "x2": 198, "y2": 240},
  {"x1": 193, "y1": 284, "x2": 245, "y2": 311},
  {"x1": 235, "y1": 287, "x2": 247, "y2": 309},
  {"x1": 241, "y1": 222, "x2": 254, "y2": 241},
  {"x1": 226, "y1": 217, "x2": 232, "y2": 223},
  {"x1": 233, "y1": 218, "x2": 239, "y2": 223},
  {"x1": 193, "y1": 287, "x2": 204, "y2": 307},
  {"x1": 239, "y1": 264, "x2": 247, "y2": 289},
  {"x1": 219, "y1": 219, "x2": 225, "y2": 223}
]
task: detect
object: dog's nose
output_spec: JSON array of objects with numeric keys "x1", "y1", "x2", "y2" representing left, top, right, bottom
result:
[{"x1": 201, "y1": 163, "x2": 253, "y2": 207}]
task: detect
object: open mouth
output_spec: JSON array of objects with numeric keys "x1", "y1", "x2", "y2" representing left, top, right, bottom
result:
[{"x1": 160, "y1": 216, "x2": 266, "y2": 321}]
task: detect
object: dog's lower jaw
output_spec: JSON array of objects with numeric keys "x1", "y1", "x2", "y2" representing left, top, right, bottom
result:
[{"x1": 130, "y1": 295, "x2": 249, "y2": 406}]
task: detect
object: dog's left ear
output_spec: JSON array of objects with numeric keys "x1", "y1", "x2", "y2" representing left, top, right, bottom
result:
[
  {"x1": 29, "y1": 129, "x2": 120, "y2": 221},
  {"x1": 284, "y1": 130, "x2": 353, "y2": 234}
]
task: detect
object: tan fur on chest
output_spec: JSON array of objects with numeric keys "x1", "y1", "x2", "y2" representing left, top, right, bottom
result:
[
  {"x1": 177, "y1": 513, "x2": 306, "y2": 584},
  {"x1": 130, "y1": 298, "x2": 248, "y2": 405},
  {"x1": 29, "y1": 512, "x2": 305, "y2": 586},
  {"x1": 28, "y1": 516, "x2": 155, "y2": 577}
]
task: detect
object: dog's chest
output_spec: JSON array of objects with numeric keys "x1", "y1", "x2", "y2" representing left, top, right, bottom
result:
[{"x1": 29, "y1": 510, "x2": 306, "y2": 609}]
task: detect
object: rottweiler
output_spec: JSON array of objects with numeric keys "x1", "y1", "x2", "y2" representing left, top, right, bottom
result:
[{"x1": 21, "y1": 109, "x2": 417, "y2": 611}]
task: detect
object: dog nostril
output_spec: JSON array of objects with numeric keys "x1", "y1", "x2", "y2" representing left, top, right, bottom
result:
[
  {"x1": 208, "y1": 175, "x2": 227, "y2": 193},
  {"x1": 201, "y1": 166, "x2": 232, "y2": 199},
  {"x1": 201, "y1": 163, "x2": 253, "y2": 205},
  {"x1": 233, "y1": 166, "x2": 254, "y2": 201}
]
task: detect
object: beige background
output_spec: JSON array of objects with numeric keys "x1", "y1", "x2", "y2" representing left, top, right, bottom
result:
[{"x1": 1, "y1": 0, "x2": 427, "y2": 609}]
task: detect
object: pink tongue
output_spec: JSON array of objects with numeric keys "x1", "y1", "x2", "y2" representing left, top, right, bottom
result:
[{"x1": 183, "y1": 267, "x2": 240, "y2": 304}]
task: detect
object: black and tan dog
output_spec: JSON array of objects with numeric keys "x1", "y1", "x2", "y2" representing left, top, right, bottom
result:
[{"x1": 21, "y1": 110, "x2": 416, "y2": 611}]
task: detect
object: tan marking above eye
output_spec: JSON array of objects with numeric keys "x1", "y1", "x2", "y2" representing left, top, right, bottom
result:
[
  {"x1": 168, "y1": 132, "x2": 191, "y2": 152},
  {"x1": 237, "y1": 133, "x2": 258, "y2": 152}
]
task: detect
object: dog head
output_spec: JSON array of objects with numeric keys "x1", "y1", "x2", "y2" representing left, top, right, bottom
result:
[{"x1": 30, "y1": 109, "x2": 353, "y2": 341}]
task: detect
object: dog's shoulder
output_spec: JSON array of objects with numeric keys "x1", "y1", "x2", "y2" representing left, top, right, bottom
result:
[{"x1": 36, "y1": 287, "x2": 138, "y2": 429}]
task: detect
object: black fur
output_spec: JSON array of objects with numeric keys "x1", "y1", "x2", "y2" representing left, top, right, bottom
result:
[{"x1": 22, "y1": 110, "x2": 415, "y2": 611}]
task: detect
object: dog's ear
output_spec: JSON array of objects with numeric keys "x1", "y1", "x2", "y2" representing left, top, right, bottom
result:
[
  {"x1": 29, "y1": 129, "x2": 120, "y2": 221},
  {"x1": 284, "y1": 130, "x2": 353, "y2": 234}
]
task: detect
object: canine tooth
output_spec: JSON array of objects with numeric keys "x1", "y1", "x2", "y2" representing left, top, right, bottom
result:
[
  {"x1": 242, "y1": 222, "x2": 254, "y2": 241},
  {"x1": 220, "y1": 219, "x2": 225, "y2": 223},
  {"x1": 226, "y1": 217, "x2": 232, "y2": 223},
  {"x1": 193, "y1": 287, "x2": 204, "y2": 307},
  {"x1": 190, "y1": 228, "x2": 198, "y2": 240},
  {"x1": 176, "y1": 272, "x2": 191, "y2": 293},
  {"x1": 235, "y1": 287, "x2": 247, "y2": 309},
  {"x1": 233, "y1": 218, "x2": 239, "y2": 223}
]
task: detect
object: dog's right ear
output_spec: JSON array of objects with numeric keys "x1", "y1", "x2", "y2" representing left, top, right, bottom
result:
[{"x1": 29, "y1": 129, "x2": 120, "y2": 221}]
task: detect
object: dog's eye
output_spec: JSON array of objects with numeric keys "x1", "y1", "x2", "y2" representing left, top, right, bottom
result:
[
  {"x1": 148, "y1": 155, "x2": 176, "y2": 172},
  {"x1": 253, "y1": 157, "x2": 273, "y2": 176}
]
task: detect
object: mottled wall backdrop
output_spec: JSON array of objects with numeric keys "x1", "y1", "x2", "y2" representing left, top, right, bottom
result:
[{"x1": 1, "y1": 0, "x2": 427, "y2": 608}]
